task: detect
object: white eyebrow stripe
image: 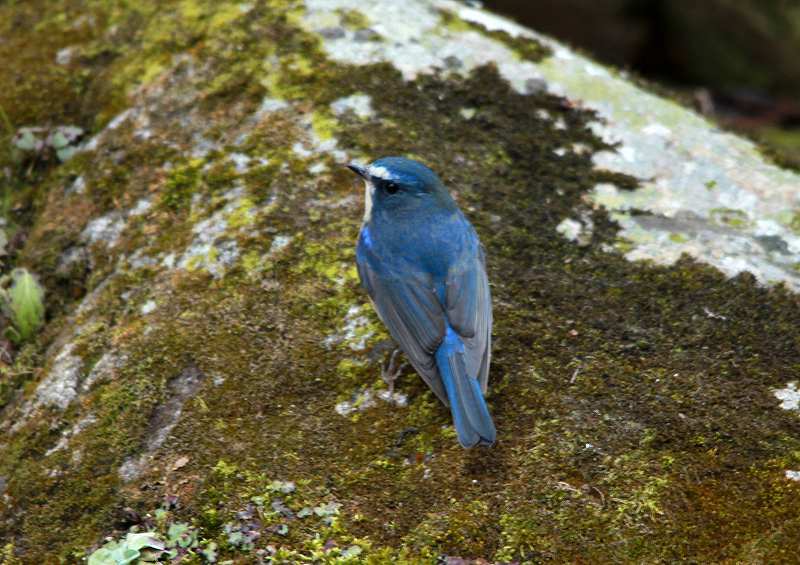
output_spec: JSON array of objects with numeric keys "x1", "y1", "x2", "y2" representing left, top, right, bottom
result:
[{"x1": 367, "y1": 165, "x2": 396, "y2": 180}]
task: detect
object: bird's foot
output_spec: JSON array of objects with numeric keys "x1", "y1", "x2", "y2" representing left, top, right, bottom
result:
[{"x1": 382, "y1": 348, "x2": 407, "y2": 396}]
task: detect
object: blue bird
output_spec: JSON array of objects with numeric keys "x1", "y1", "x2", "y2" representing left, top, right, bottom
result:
[{"x1": 348, "y1": 157, "x2": 496, "y2": 448}]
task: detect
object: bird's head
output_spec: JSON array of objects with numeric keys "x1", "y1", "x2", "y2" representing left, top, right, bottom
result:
[{"x1": 348, "y1": 156, "x2": 455, "y2": 221}]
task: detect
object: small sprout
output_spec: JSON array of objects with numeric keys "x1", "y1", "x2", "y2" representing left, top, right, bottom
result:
[
  {"x1": 12, "y1": 125, "x2": 84, "y2": 162},
  {"x1": 266, "y1": 524, "x2": 289, "y2": 536},
  {"x1": 12, "y1": 128, "x2": 43, "y2": 152},
  {"x1": 153, "y1": 508, "x2": 169, "y2": 530},
  {"x1": 267, "y1": 480, "x2": 295, "y2": 494},
  {"x1": 226, "y1": 529, "x2": 244, "y2": 547},
  {"x1": 271, "y1": 499, "x2": 294, "y2": 518},
  {"x1": 2, "y1": 268, "x2": 45, "y2": 344},
  {"x1": 313, "y1": 502, "x2": 341, "y2": 517},
  {"x1": 341, "y1": 545, "x2": 363, "y2": 559},
  {"x1": 223, "y1": 523, "x2": 258, "y2": 551},
  {"x1": 200, "y1": 542, "x2": 218, "y2": 563},
  {"x1": 213, "y1": 459, "x2": 237, "y2": 478},
  {"x1": 48, "y1": 125, "x2": 83, "y2": 149},
  {"x1": 235, "y1": 504, "x2": 256, "y2": 522},
  {"x1": 48, "y1": 126, "x2": 84, "y2": 161},
  {"x1": 167, "y1": 522, "x2": 197, "y2": 549}
]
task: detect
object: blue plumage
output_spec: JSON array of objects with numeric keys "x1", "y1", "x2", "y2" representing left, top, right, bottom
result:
[{"x1": 349, "y1": 157, "x2": 496, "y2": 448}]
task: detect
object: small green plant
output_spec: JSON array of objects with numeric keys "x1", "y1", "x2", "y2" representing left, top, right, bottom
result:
[
  {"x1": 87, "y1": 532, "x2": 165, "y2": 565},
  {"x1": 85, "y1": 468, "x2": 370, "y2": 563},
  {"x1": 87, "y1": 521, "x2": 218, "y2": 564},
  {"x1": 1, "y1": 268, "x2": 45, "y2": 344},
  {"x1": 11, "y1": 125, "x2": 84, "y2": 162}
]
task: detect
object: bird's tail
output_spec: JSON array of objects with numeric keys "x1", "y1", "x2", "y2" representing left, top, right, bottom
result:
[{"x1": 435, "y1": 329, "x2": 496, "y2": 448}]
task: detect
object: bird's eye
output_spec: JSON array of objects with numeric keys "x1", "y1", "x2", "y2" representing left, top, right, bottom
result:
[{"x1": 385, "y1": 182, "x2": 399, "y2": 194}]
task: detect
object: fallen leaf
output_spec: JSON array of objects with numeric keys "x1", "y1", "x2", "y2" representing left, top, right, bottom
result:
[{"x1": 171, "y1": 456, "x2": 190, "y2": 471}]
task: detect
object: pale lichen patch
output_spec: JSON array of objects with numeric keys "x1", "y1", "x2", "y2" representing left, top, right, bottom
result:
[
  {"x1": 786, "y1": 470, "x2": 800, "y2": 482},
  {"x1": 178, "y1": 210, "x2": 239, "y2": 278},
  {"x1": 129, "y1": 197, "x2": 153, "y2": 217},
  {"x1": 7, "y1": 343, "x2": 85, "y2": 433},
  {"x1": 34, "y1": 343, "x2": 83, "y2": 412},
  {"x1": 229, "y1": 152, "x2": 252, "y2": 173},
  {"x1": 67, "y1": 175, "x2": 86, "y2": 195},
  {"x1": 774, "y1": 382, "x2": 800, "y2": 411},
  {"x1": 176, "y1": 186, "x2": 272, "y2": 278},
  {"x1": 251, "y1": 96, "x2": 290, "y2": 122},
  {"x1": 377, "y1": 389, "x2": 408, "y2": 407},
  {"x1": 335, "y1": 385, "x2": 409, "y2": 417},
  {"x1": 335, "y1": 389, "x2": 375, "y2": 416},
  {"x1": 81, "y1": 213, "x2": 126, "y2": 247},
  {"x1": 81, "y1": 108, "x2": 135, "y2": 152},
  {"x1": 269, "y1": 235, "x2": 292, "y2": 255},
  {"x1": 556, "y1": 218, "x2": 582, "y2": 242},
  {"x1": 303, "y1": 0, "x2": 547, "y2": 91},
  {"x1": 330, "y1": 93, "x2": 374, "y2": 119},
  {"x1": 141, "y1": 300, "x2": 157, "y2": 315},
  {"x1": 45, "y1": 413, "x2": 98, "y2": 457},
  {"x1": 81, "y1": 351, "x2": 128, "y2": 393},
  {"x1": 324, "y1": 304, "x2": 373, "y2": 351},
  {"x1": 556, "y1": 212, "x2": 594, "y2": 247}
]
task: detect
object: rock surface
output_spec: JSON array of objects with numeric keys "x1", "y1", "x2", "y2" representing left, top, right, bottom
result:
[{"x1": 1, "y1": 0, "x2": 800, "y2": 562}]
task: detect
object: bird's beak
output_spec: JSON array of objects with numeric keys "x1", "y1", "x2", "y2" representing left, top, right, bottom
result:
[{"x1": 347, "y1": 163, "x2": 368, "y2": 179}]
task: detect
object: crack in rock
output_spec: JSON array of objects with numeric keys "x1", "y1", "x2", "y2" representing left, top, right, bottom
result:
[{"x1": 119, "y1": 365, "x2": 206, "y2": 482}]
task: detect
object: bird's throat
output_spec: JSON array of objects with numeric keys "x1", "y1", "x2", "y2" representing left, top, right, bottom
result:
[{"x1": 362, "y1": 180, "x2": 374, "y2": 222}]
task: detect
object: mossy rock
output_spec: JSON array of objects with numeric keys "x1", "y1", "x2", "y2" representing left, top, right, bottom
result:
[{"x1": 1, "y1": 0, "x2": 800, "y2": 563}]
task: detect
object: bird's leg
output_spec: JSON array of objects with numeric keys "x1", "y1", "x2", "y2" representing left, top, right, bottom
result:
[{"x1": 381, "y1": 348, "x2": 407, "y2": 396}]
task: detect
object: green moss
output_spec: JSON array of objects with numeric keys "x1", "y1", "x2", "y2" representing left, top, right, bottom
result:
[
  {"x1": 240, "y1": 249, "x2": 262, "y2": 275},
  {"x1": 108, "y1": 1, "x2": 246, "y2": 95},
  {"x1": 311, "y1": 109, "x2": 339, "y2": 141},
  {"x1": 756, "y1": 126, "x2": 800, "y2": 172},
  {"x1": 226, "y1": 197, "x2": 258, "y2": 229},
  {"x1": 161, "y1": 159, "x2": 203, "y2": 212},
  {"x1": 709, "y1": 207, "x2": 752, "y2": 229},
  {"x1": 337, "y1": 9, "x2": 371, "y2": 30}
]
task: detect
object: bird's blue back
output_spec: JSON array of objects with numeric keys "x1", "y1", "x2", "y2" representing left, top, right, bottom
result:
[{"x1": 352, "y1": 157, "x2": 496, "y2": 448}]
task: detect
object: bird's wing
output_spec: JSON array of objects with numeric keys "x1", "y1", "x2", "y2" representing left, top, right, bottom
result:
[
  {"x1": 445, "y1": 240, "x2": 492, "y2": 392},
  {"x1": 357, "y1": 250, "x2": 448, "y2": 403}
]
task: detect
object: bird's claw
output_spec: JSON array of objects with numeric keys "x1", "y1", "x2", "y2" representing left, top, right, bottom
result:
[{"x1": 382, "y1": 348, "x2": 407, "y2": 396}]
